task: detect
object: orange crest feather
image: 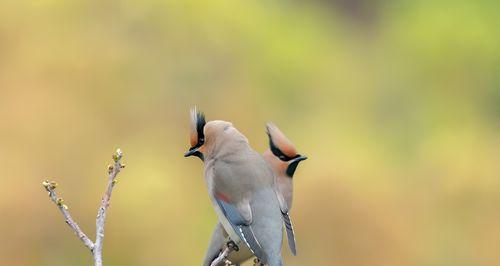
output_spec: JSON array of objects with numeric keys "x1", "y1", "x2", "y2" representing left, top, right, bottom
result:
[{"x1": 266, "y1": 123, "x2": 297, "y2": 157}]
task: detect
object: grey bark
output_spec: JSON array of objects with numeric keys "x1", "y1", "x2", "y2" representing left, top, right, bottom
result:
[{"x1": 43, "y1": 149, "x2": 125, "y2": 266}]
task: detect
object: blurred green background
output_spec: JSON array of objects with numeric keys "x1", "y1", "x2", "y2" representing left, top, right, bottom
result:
[{"x1": 1, "y1": 0, "x2": 499, "y2": 265}]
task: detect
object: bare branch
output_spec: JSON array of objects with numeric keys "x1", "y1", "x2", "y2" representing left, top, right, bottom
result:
[
  {"x1": 93, "y1": 148, "x2": 124, "y2": 266},
  {"x1": 42, "y1": 148, "x2": 125, "y2": 266},
  {"x1": 42, "y1": 180, "x2": 95, "y2": 251}
]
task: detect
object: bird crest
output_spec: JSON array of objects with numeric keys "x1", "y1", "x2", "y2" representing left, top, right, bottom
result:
[
  {"x1": 266, "y1": 123, "x2": 298, "y2": 160},
  {"x1": 189, "y1": 107, "x2": 206, "y2": 148}
]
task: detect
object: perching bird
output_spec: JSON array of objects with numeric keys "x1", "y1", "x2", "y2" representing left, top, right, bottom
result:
[
  {"x1": 201, "y1": 121, "x2": 307, "y2": 265},
  {"x1": 262, "y1": 123, "x2": 307, "y2": 256},
  {"x1": 185, "y1": 109, "x2": 284, "y2": 266}
]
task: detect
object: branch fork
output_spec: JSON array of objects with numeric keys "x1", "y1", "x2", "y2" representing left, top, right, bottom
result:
[{"x1": 42, "y1": 148, "x2": 125, "y2": 266}]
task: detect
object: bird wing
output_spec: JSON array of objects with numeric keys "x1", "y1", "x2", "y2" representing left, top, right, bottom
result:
[
  {"x1": 214, "y1": 196, "x2": 268, "y2": 264},
  {"x1": 282, "y1": 211, "x2": 297, "y2": 255}
]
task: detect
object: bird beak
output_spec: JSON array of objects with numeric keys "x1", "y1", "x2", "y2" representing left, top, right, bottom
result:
[
  {"x1": 290, "y1": 155, "x2": 308, "y2": 164},
  {"x1": 184, "y1": 147, "x2": 200, "y2": 157}
]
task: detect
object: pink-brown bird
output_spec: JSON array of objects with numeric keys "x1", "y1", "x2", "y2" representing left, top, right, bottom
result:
[
  {"x1": 262, "y1": 122, "x2": 307, "y2": 255},
  {"x1": 185, "y1": 109, "x2": 285, "y2": 266},
  {"x1": 200, "y1": 119, "x2": 307, "y2": 265}
]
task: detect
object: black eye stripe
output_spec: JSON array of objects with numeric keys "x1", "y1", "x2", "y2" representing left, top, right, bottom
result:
[{"x1": 269, "y1": 137, "x2": 297, "y2": 162}]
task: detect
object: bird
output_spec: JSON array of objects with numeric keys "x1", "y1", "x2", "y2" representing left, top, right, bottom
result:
[
  {"x1": 200, "y1": 119, "x2": 307, "y2": 265},
  {"x1": 185, "y1": 108, "x2": 285, "y2": 266},
  {"x1": 262, "y1": 122, "x2": 307, "y2": 256}
]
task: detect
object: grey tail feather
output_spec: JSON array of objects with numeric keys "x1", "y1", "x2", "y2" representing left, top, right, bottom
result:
[
  {"x1": 282, "y1": 212, "x2": 297, "y2": 255},
  {"x1": 239, "y1": 225, "x2": 268, "y2": 264}
]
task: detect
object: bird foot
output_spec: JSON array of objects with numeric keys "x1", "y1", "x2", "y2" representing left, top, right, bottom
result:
[
  {"x1": 226, "y1": 240, "x2": 239, "y2": 251},
  {"x1": 253, "y1": 258, "x2": 264, "y2": 266}
]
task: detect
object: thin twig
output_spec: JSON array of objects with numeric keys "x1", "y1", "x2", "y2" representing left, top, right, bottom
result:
[
  {"x1": 210, "y1": 242, "x2": 237, "y2": 266},
  {"x1": 93, "y1": 149, "x2": 124, "y2": 266},
  {"x1": 43, "y1": 180, "x2": 95, "y2": 251},
  {"x1": 42, "y1": 148, "x2": 125, "y2": 266}
]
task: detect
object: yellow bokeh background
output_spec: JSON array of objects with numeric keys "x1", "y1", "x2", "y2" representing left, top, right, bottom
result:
[{"x1": 0, "y1": 1, "x2": 499, "y2": 265}]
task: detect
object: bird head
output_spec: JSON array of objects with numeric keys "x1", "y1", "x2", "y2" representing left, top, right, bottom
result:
[{"x1": 266, "y1": 123, "x2": 307, "y2": 177}]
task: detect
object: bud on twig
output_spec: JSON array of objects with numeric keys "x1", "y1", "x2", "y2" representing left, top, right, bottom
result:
[
  {"x1": 112, "y1": 148, "x2": 123, "y2": 162},
  {"x1": 42, "y1": 180, "x2": 58, "y2": 191},
  {"x1": 56, "y1": 198, "x2": 64, "y2": 206},
  {"x1": 107, "y1": 164, "x2": 114, "y2": 174},
  {"x1": 42, "y1": 148, "x2": 125, "y2": 265}
]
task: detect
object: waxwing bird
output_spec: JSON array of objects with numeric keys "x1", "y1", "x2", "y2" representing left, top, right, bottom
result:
[
  {"x1": 185, "y1": 109, "x2": 284, "y2": 266},
  {"x1": 202, "y1": 122, "x2": 307, "y2": 265},
  {"x1": 185, "y1": 108, "x2": 249, "y2": 265},
  {"x1": 262, "y1": 123, "x2": 307, "y2": 256}
]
